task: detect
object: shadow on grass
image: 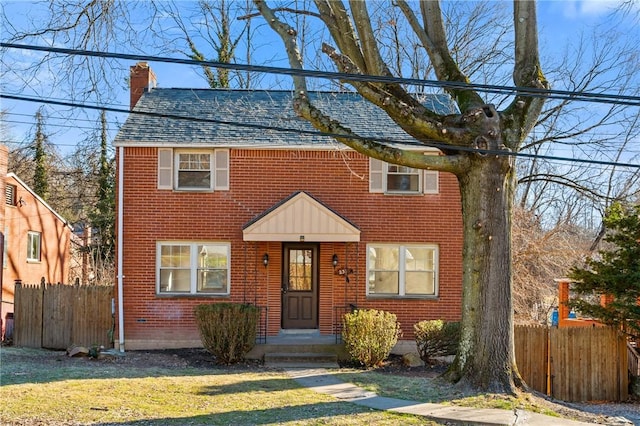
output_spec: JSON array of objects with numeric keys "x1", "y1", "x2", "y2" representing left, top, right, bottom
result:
[
  {"x1": 329, "y1": 369, "x2": 460, "y2": 404},
  {"x1": 0, "y1": 347, "x2": 281, "y2": 386},
  {"x1": 89, "y1": 400, "x2": 401, "y2": 425}
]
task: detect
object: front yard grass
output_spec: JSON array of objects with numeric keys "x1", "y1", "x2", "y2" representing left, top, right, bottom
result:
[
  {"x1": 1, "y1": 347, "x2": 598, "y2": 425},
  {"x1": 0, "y1": 347, "x2": 439, "y2": 425}
]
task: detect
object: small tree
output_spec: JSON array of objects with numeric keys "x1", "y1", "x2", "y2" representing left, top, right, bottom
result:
[
  {"x1": 32, "y1": 109, "x2": 49, "y2": 201},
  {"x1": 414, "y1": 320, "x2": 460, "y2": 364},
  {"x1": 194, "y1": 303, "x2": 260, "y2": 364},
  {"x1": 568, "y1": 202, "x2": 640, "y2": 338},
  {"x1": 88, "y1": 110, "x2": 116, "y2": 281},
  {"x1": 342, "y1": 309, "x2": 401, "y2": 368}
]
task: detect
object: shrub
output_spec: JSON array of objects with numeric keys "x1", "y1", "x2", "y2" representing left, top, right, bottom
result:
[
  {"x1": 414, "y1": 319, "x2": 460, "y2": 364},
  {"x1": 194, "y1": 303, "x2": 260, "y2": 364},
  {"x1": 342, "y1": 309, "x2": 401, "y2": 368}
]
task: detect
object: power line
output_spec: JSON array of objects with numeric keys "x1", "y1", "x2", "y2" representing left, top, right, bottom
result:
[
  {"x1": 4, "y1": 111, "x2": 636, "y2": 159},
  {"x1": 5, "y1": 111, "x2": 637, "y2": 148},
  {"x1": 2, "y1": 93, "x2": 638, "y2": 170},
  {"x1": 3, "y1": 119, "x2": 119, "y2": 132},
  {"x1": 5, "y1": 111, "x2": 121, "y2": 124},
  {"x1": 3, "y1": 43, "x2": 640, "y2": 107}
]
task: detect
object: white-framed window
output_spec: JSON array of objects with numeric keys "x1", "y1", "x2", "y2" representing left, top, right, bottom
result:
[
  {"x1": 157, "y1": 242, "x2": 230, "y2": 295},
  {"x1": 27, "y1": 231, "x2": 41, "y2": 262},
  {"x1": 158, "y1": 148, "x2": 229, "y2": 191},
  {"x1": 367, "y1": 243, "x2": 438, "y2": 297},
  {"x1": 370, "y1": 158, "x2": 438, "y2": 194}
]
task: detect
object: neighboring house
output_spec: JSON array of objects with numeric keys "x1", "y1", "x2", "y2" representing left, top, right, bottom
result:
[
  {"x1": 555, "y1": 278, "x2": 603, "y2": 328},
  {"x1": 0, "y1": 145, "x2": 72, "y2": 338},
  {"x1": 113, "y1": 62, "x2": 464, "y2": 351}
]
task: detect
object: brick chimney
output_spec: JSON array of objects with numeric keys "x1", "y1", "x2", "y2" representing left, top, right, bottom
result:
[{"x1": 129, "y1": 62, "x2": 157, "y2": 110}]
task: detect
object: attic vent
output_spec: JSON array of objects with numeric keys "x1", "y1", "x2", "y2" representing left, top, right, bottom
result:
[{"x1": 5, "y1": 184, "x2": 16, "y2": 206}]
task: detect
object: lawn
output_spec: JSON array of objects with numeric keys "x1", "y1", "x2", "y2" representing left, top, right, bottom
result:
[
  {"x1": 0, "y1": 347, "x2": 440, "y2": 425},
  {"x1": 0, "y1": 347, "x2": 605, "y2": 425}
]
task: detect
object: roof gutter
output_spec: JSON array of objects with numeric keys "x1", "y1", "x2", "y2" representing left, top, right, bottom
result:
[{"x1": 117, "y1": 146, "x2": 125, "y2": 352}]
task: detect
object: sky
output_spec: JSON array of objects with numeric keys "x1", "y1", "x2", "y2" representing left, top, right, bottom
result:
[{"x1": 0, "y1": 0, "x2": 638, "y2": 158}]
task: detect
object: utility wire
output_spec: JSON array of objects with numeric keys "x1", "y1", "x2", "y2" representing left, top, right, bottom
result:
[
  {"x1": 3, "y1": 43, "x2": 640, "y2": 106},
  {"x1": 3, "y1": 119, "x2": 119, "y2": 132},
  {"x1": 2, "y1": 93, "x2": 638, "y2": 169},
  {"x1": 5, "y1": 111, "x2": 637, "y2": 148}
]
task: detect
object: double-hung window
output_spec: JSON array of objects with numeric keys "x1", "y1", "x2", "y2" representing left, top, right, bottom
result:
[
  {"x1": 367, "y1": 244, "x2": 438, "y2": 297},
  {"x1": 27, "y1": 231, "x2": 41, "y2": 262},
  {"x1": 370, "y1": 158, "x2": 438, "y2": 194},
  {"x1": 157, "y1": 242, "x2": 230, "y2": 295},
  {"x1": 158, "y1": 148, "x2": 229, "y2": 191}
]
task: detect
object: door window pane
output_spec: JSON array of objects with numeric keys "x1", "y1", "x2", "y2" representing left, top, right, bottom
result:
[{"x1": 288, "y1": 249, "x2": 312, "y2": 291}]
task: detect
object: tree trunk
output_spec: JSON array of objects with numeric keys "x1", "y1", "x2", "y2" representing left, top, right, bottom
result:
[{"x1": 445, "y1": 153, "x2": 524, "y2": 394}]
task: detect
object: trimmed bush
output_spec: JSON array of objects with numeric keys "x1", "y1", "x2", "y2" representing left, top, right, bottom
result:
[
  {"x1": 194, "y1": 303, "x2": 260, "y2": 364},
  {"x1": 414, "y1": 319, "x2": 460, "y2": 364},
  {"x1": 342, "y1": 309, "x2": 401, "y2": 368}
]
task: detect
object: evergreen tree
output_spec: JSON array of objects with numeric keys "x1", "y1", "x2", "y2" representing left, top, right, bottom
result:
[
  {"x1": 88, "y1": 110, "x2": 115, "y2": 275},
  {"x1": 569, "y1": 202, "x2": 640, "y2": 337},
  {"x1": 33, "y1": 109, "x2": 49, "y2": 200}
]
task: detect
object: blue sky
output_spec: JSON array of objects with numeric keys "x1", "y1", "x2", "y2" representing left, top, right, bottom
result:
[{"x1": 1, "y1": 0, "x2": 637, "y2": 156}]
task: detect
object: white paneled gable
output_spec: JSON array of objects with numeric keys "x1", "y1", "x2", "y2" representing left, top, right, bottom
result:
[{"x1": 243, "y1": 192, "x2": 360, "y2": 242}]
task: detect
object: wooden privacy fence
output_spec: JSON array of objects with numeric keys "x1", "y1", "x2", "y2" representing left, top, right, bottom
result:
[
  {"x1": 515, "y1": 325, "x2": 628, "y2": 402},
  {"x1": 14, "y1": 280, "x2": 114, "y2": 350}
]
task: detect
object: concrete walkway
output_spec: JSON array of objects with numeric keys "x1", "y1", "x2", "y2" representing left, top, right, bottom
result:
[{"x1": 284, "y1": 368, "x2": 600, "y2": 426}]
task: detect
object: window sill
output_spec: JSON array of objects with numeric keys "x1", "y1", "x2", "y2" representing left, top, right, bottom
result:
[
  {"x1": 366, "y1": 294, "x2": 439, "y2": 300},
  {"x1": 383, "y1": 191, "x2": 424, "y2": 196},
  {"x1": 27, "y1": 259, "x2": 42, "y2": 264},
  {"x1": 156, "y1": 293, "x2": 230, "y2": 299},
  {"x1": 172, "y1": 188, "x2": 214, "y2": 192}
]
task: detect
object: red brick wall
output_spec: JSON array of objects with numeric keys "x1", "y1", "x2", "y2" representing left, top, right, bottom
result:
[
  {"x1": 2, "y1": 176, "x2": 71, "y2": 315},
  {"x1": 117, "y1": 147, "x2": 463, "y2": 349}
]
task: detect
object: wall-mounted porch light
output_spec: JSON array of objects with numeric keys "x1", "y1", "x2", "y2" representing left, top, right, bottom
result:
[
  {"x1": 332, "y1": 254, "x2": 339, "y2": 268},
  {"x1": 263, "y1": 253, "x2": 269, "y2": 267}
]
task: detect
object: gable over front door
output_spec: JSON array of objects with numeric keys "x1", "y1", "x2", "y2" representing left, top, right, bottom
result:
[{"x1": 282, "y1": 243, "x2": 318, "y2": 329}]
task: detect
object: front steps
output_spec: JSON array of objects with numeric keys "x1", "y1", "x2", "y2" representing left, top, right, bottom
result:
[
  {"x1": 247, "y1": 329, "x2": 346, "y2": 367},
  {"x1": 264, "y1": 352, "x2": 339, "y2": 368}
]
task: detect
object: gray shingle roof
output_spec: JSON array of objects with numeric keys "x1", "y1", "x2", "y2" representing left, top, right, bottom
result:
[{"x1": 113, "y1": 89, "x2": 456, "y2": 148}]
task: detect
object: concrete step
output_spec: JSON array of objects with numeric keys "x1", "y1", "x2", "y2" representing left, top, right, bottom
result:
[{"x1": 264, "y1": 352, "x2": 339, "y2": 368}]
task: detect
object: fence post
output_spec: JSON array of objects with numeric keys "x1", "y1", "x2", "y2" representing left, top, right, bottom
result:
[{"x1": 40, "y1": 277, "x2": 46, "y2": 347}]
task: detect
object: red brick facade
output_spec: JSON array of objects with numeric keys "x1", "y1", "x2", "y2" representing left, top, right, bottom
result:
[
  {"x1": 1, "y1": 145, "x2": 71, "y2": 323},
  {"x1": 117, "y1": 146, "x2": 463, "y2": 349}
]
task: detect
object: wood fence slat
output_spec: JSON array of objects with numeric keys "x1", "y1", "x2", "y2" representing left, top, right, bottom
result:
[
  {"x1": 13, "y1": 283, "x2": 43, "y2": 347},
  {"x1": 14, "y1": 281, "x2": 114, "y2": 350},
  {"x1": 617, "y1": 330, "x2": 629, "y2": 401},
  {"x1": 517, "y1": 325, "x2": 628, "y2": 402},
  {"x1": 546, "y1": 326, "x2": 628, "y2": 402},
  {"x1": 514, "y1": 325, "x2": 548, "y2": 394}
]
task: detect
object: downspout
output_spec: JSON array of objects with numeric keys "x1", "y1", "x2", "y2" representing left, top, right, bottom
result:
[{"x1": 117, "y1": 146, "x2": 125, "y2": 352}]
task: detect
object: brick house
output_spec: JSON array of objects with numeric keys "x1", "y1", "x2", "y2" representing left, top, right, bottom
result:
[
  {"x1": 113, "y1": 63, "x2": 463, "y2": 351},
  {"x1": 0, "y1": 144, "x2": 72, "y2": 337}
]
